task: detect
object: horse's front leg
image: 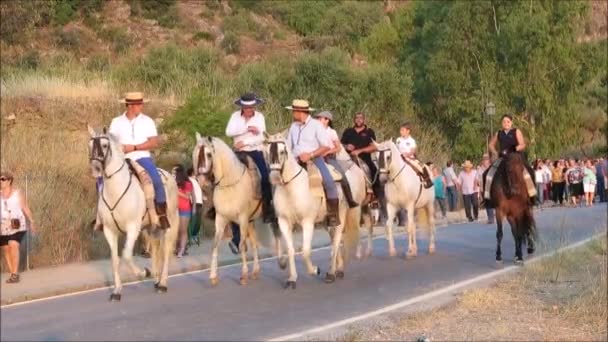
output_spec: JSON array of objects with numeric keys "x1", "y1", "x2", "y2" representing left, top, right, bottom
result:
[
  {"x1": 209, "y1": 215, "x2": 228, "y2": 286},
  {"x1": 507, "y1": 216, "x2": 524, "y2": 264},
  {"x1": 247, "y1": 222, "x2": 261, "y2": 280},
  {"x1": 427, "y1": 204, "x2": 436, "y2": 254},
  {"x1": 326, "y1": 218, "x2": 345, "y2": 284},
  {"x1": 103, "y1": 228, "x2": 122, "y2": 301},
  {"x1": 495, "y1": 210, "x2": 504, "y2": 263},
  {"x1": 301, "y1": 219, "x2": 320, "y2": 277},
  {"x1": 123, "y1": 224, "x2": 149, "y2": 279},
  {"x1": 272, "y1": 221, "x2": 287, "y2": 270},
  {"x1": 238, "y1": 216, "x2": 250, "y2": 285},
  {"x1": 278, "y1": 217, "x2": 297, "y2": 289},
  {"x1": 362, "y1": 205, "x2": 374, "y2": 258},
  {"x1": 406, "y1": 204, "x2": 417, "y2": 258},
  {"x1": 385, "y1": 202, "x2": 398, "y2": 257}
]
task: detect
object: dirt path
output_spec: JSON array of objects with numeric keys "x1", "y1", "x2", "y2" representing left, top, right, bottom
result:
[{"x1": 332, "y1": 237, "x2": 608, "y2": 341}]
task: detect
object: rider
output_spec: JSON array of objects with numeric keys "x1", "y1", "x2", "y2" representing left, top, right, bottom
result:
[
  {"x1": 340, "y1": 112, "x2": 386, "y2": 222},
  {"x1": 485, "y1": 114, "x2": 536, "y2": 202},
  {"x1": 286, "y1": 99, "x2": 341, "y2": 226},
  {"x1": 313, "y1": 110, "x2": 358, "y2": 208},
  {"x1": 396, "y1": 122, "x2": 433, "y2": 188},
  {"x1": 93, "y1": 92, "x2": 170, "y2": 231}
]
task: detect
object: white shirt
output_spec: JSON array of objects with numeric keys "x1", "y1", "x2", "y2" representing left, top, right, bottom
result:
[
  {"x1": 458, "y1": 170, "x2": 478, "y2": 195},
  {"x1": 327, "y1": 127, "x2": 340, "y2": 143},
  {"x1": 109, "y1": 112, "x2": 158, "y2": 160},
  {"x1": 287, "y1": 115, "x2": 332, "y2": 157},
  {"x1": 1, "y1": 190, "x2": 26, "y2": 236},
  {"x1": 396, "y1": 136, "x2": 417, "y2": 155},
  {"x1": 443, "y1": 166, "x2": 458, "y2": 187},
  {"x1": 225, "y1": 110, "x2": 266, "y2": 152},
  {"x1": 188, "y1": 176, "x2": 203, "y2": 205}
]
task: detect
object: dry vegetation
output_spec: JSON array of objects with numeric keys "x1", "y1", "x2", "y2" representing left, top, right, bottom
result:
[{"x1": 332, "y1": 237, "x2": 608, "y2": 341}]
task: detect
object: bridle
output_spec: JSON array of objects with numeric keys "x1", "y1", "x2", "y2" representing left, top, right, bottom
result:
[
  {"x1": 195, "y1": 142, "x2": 246, "y2": 189},
  {"x1": 89, "y1": 136, "x2": 126, "y2": 179},
  {"x1": 377, "y1": 148, "x2": 405, "y2": 183},
  {"x1": 268, "y1": 141, "x2": 303, "y2": 185}
]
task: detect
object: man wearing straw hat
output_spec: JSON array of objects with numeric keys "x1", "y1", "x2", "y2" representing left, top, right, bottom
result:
[
  {"x1": 285, "y1": 99, "x2": 341, "y2": 226},
  {"x1": 93, "y1": 92, "x2": 170, "y2": 230}
]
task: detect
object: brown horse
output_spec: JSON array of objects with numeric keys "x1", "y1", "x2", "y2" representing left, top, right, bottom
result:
[{"x1": 484, "y1": 152, "x2": 538, "y2": 264}]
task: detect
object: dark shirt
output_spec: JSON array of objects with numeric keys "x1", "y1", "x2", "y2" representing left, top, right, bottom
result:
[
  {"x1": 498, "y1": 128, "x2": 518, "y2": 155},
  {"x1": 341, "y1": 126, "x2": 377, "y2": 164}
]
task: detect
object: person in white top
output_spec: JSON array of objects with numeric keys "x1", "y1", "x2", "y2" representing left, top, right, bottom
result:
[
  {"x1": 285, "y1": 99, "x2": 340, "y2": 226},
  {"x1": 1, "y1": 170, "x2": 36, "y2": 284},
  {"x1": 96, "y1": 92, "x2": 170, "y2": 230},
  {"x1": 457, "y1": 160, "x2": 480, "y2": 222},
  {"x1": 314, "y1": 110, "x2": 358, "y2": 208},
  {"x1": 224, "y1": 92, "x2": 275, "y2": 223},
  {"x1": 187, "y1": 167, "x2": 203, "y2": 245},
  {"x1": 396, "y1": 122, "x2": 433, "y2": 188}
]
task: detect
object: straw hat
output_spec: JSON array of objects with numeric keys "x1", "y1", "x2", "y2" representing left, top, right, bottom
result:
[
  {"x1": 462, "y1": 160, "x2": 474, "y2": 169},
  {"x1": 314, "y1": 111, "x2": 333, "y2": 121},
  {"x1": 285, "y1": 99, "x2": 315, "y2": 112},
  {"x1": 119, "y1": 92, "x2": 149, "y2": 104},
  {"x1": 234, "y1": 92, "x2": 263, "y2": 107}
]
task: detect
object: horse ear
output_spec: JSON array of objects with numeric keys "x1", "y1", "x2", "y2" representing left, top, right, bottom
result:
[
  {"x1": 263, "y1": 131, "x2": 270, "y2": 142},
  {"x1": 371, "y1": 139, "x2": 379, "y2": 148},
  {"x1": 103, "y1": 127, "x2": 107, "y2": 134},
  {"x1": 87, "y1": 124, "x2": 96, "y2": 137},
  {"x1": 207, "y1": 136, "x2": 213, "y2": 143},
  {"x1": 195, "y1": 132, "x2": 203, "y2": 144}
]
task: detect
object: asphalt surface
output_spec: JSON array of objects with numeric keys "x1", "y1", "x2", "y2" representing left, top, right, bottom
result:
[{"x1": 1, "y1": 204, "x2": 606, "y2": 341}]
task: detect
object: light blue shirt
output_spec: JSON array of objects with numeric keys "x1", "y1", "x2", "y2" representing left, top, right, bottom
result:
[{"x1": 286, "y1": 115, "x2": 332, "y2": 157}]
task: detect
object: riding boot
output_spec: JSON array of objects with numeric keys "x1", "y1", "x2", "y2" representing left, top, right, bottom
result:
[
  {"x1": 326, "y1": 198, "x2": 341, "y2": 227},
  {"x1": 262, "y1": 198, "x2": 276, "y2": 223},
  {"x1": 339, "y1": 178, "x2": 359, "y2": 208},
  {"x1": 155, "y1": 202, "x2": 171, "y2": 230}
]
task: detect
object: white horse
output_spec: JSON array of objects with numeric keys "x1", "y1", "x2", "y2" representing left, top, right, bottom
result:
[
  {"x1": 192, "y1": 133, "x2": 279, "y2": 286},
  {"x1": 87, "y1": 125, "x2": 178, "y2": 301},
  {"x1": 264, "y1": 132, "x2": 362, "y2": 288},
  {"x1": 374, "y1": 139, "x2": 436, "y2": 258}
]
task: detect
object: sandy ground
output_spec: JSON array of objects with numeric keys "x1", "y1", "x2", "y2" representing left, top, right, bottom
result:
[{"x1": 333, "y1": 236, "x2": 608, "y2": 342}]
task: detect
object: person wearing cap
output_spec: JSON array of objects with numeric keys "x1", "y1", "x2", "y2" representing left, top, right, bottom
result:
[
  {"x1": 286, "y1": 99, "x2": 341, "y2": 226},
  {"x1": 314, "y1": 110, "x2": 358, "y2": 208},
  {"x1": 396, "y1": 122, "x2": 433, "y2": 188},
  {"x1": 93, "y1": 92, "x2": 170, "y2": 230},
  {"x1": 1, "y1": 171, "x2": 36, "y2": 284}
]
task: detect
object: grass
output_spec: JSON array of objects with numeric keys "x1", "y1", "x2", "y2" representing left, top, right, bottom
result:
[{"x1": 331, "y1": 235, "x2": 608, "y2": 341}]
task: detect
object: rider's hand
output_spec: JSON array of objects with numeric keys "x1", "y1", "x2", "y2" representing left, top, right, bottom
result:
[
  {"x1": 234, "y1": 141, "x2": 246, "y2": 150},
  {"x1": 247, "y1": 126, "x2": 260, "y2": 135},
  {"x1": 299, "y1": 152, "x2": 313, "y2": 163},
  {"x1": 350, "y1": 149, "x2": 361, "y2": 157},
  {"x1": 345, "y1": 144, "x2": 355, "y2": 152},
  {"x1": 123, "y1": 145, "x2": 135, "y2": 153}
]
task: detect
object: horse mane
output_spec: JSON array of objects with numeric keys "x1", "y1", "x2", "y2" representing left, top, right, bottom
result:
[
  {"x1": 504, "y1": 153, "x2": 526, "y2": 196},
  {"x1": 209, "y1": 137, "x2": 243, "y2": 183}
]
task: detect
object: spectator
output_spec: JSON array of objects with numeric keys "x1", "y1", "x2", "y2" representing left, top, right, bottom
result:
[
  {"x1": 457, "y1": 160, "x2": 479, "y2": 222},
  {"x1": 478, "y1": 154, "x2": 495, "y2": 224},
  {"x1": 1, "y1": 171, "x2": 36, "y2": 284},
  {"x1": 562, "y1": 158, "x2": 570, "y2": 202},
  {"x1": 596, "y1": 158, "x2": 606, "y2": 203},
  {"x1": 551, "y1": 160, "x2": 566, "y2": 206},
  {"x1": 187, "y1": 167, "x2": 203, "y2": 246},
  {"x1": 565, "y1": 159, "x2": 583, "y2": 207},
  {"x1": 542, "y1": 159, "x2": 552, "y2": 204},
  {"x1": 173, "y1": 165, "x2": 193, "y2": 258},
  {"x1": 583, "y1": 159, "x2": 597, "y2": 207},
  {"x1": 430, "y1": 163, "x2": 447, "y2": 219},
  {"x1": 534, "y1": 159, "x2": 545, "y2": 209},
  {"x1": 443, "y1": 161, "x2": 459, "y2": 211}
]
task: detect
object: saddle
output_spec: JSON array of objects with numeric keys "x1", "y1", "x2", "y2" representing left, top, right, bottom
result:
[
  {"x1": 350, "y1": 156, "x2": 375, "y2": 194},
  {"x1": 125, "y1": 159, "x2": 171, "y2": 228},
  {"x1": 303, "y1": 161, "x2": 342, "y2": 199},
  {"x1": 235, "y1": 152, "x2": 262, "y2": 200}
]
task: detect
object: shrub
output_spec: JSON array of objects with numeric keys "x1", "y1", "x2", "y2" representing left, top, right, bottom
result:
[
  {"x1": 54, "y1": 0, "x2": 77, "y2": 25},
  {"x1": 56, "y1": 28, "x2": 82, "y2": 50},
  {"x1": 16, "y1": 51, "x2": 41, "y2": 70},
  {"x1": 86, "y1": 54, "x2": 110, "y2": 73},
  {"x1": 193, "y1": 31, "x2": 214, "y2": 42},
  {"x1": 361, "y1": 21, "x2": 400, "y2": 64},
  {"x1": 221, "y1": 11, "x2": 256, "y2": 35},
  {"x1": 0, "y1": 1, "x2": 54, "y2": 43},
  {"x1": 99, "y1": 27, "x2": 132, "y2": 54},
  {"x1": 127, "y1": 0, "x2": 179, "y2": 28},
  {"x1": 221, "y1": 32, "x2": 240, "y2": 54}
]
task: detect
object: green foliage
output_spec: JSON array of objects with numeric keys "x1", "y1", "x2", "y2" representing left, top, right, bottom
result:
[
  {"x1": 98, "y1": 27, "x2": 132, "y2": 54},
  {"x1": 193, "y1": 31, "x2": 214, "y2": 42},
  {"x1": 127, "y1": 0, "x2": 179, "y2": 28},
  {"x1": 55, "y1": 28, "x2": 82, "y2": 50},
  {"x1": 85, "y1": 54, "x2": 110, "y2": 72},
  {"x1": 16, "y1": 51, "x2": 41, "y2": 70},
  {"x1": 222, "y1": 11, "x2": 256, "y2": 35},
  {"x1": 360, "y1": 21, "x2": 400, "y2": 64},
  {"x1": 221, "y1": 32, "x2": 240, "y2": 54},
  {"x1": 0, "y1": 1, "x2": 54, "y2": 43},
  {"x1": 54, "y1": 0, "x2": 78, "y2": 25}
]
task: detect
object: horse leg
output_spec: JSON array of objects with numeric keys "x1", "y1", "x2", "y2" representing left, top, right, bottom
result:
[
  {"x1": 326, "y1": 220, "x2": 344, "y2": 284},
  {"x1": 527, "y1": 212, "x2": 536, "y2": 254},
  {"x1": 209, "y1": 215, "x2": 228, "y2": 286},
  {"x1": 247, "y1": 222, "x2": 261, "y2": 280},
  {"x1": 103, "y1": 228, "x2": 122, "y2": 301},
  {"x1": 301, "y1": 219, "x2": 320, "y2": 277},
  {"x1": 356, "y1": 207, "x2": 373, "y2": 259},
  {"x1": 238, "y1": 217, "x2": 250, "y2": 285},
  {"x1": 507, "y1": 216, "x2": 524, "y2": 264},
  {"x1": 406, "y1": 204, "x2": 417, "y2": 258},
  {"x1": 495, "y1": 210, "x2": 504, "y2": 263},
  {"x1": 278, "y1": 217, "x2": 297, "y2": 289},
  {"x1": 123, "y1": 225, "x2": 148, "y2": 279},
  {"x1": 273, "y1": 221, "x2": 287, "y2": 270},
  {"x1": 385, "y1": 202, "x2": 398, "y2": 257},
  {"x1": 427, "y1": 204, "x2": 436, "y2": 254}
]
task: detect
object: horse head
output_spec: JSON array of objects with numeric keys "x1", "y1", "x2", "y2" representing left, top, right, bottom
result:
[
  {"x1": 374, "y1": 139, "x2": 398, "y2": 184},
  {"x1": 87, "y1": 124, "x2": 124, "y2": 178},
  {"x1": 193, "y1": 132, "x2": 216, "y2": 186},
  {"x1": 264, "y1": 131, "x2": 291, "y2": 185}
]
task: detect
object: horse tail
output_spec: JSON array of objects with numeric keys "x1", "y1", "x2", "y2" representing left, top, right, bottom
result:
[{"x1": 342, "y1": 206, "x2": 361, "y2": 264}]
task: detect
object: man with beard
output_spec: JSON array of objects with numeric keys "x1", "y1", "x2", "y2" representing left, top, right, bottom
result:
[{"x1": 341, "y1": 112, "x2": 387, "y2": 224}]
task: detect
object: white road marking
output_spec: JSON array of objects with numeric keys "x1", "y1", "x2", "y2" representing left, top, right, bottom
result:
[{"x1": 267, "y1": 232, "x2": 606, "y2": 341}]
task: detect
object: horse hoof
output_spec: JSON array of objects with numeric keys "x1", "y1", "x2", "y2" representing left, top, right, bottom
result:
[
  {"x1": 527, "y1": 248, "x2": 535, "y2": 255},
  {"x1": 284, "y1": 280, "x2": 296, "y2": 289},
  {"x1": 251, "y1": 271, "x2": 259, "y2": 280},
  {"x1": 278, "y1": 257, "x2": 288, "y2": 270},
  {"x1": 336, "y1": 270, "x2": 344, "y2": 279},
  {"x1": 514, "y1": 259, "x2": 524, "y2": 266},
  {"x1": 156, "y1": 286, "x2": 168, "y2": 293},
  {"x1": 428, "y1": 248, "x2": 436, "y2": 255},
  {"x1": 406, "y1": 252, "x2": 417, "y2": 259},
  {"x1": 240, "y1": 276, "x2": 248, "y2": 286},
  {"x1": 210, "y1": 277, "x2": 219, "y2": 287},
  {"x1": 109, "y1": 293, "x2": 121, "y2": 302},
  {"x1": 144, "y1": 268, "x2": 151, "y2": 278},
  {"x1": 389, "y1": 249, "x2": 397, "y2": 257},
  {"x1": 315, "y1": 266, "x2": 321, "y2": 276},
  {"x1": 324, "y1": 273, "x2": 336, "y2": 283},
  {"x1": 154, "y1": 282, "x2": 160, "y2": 289}
]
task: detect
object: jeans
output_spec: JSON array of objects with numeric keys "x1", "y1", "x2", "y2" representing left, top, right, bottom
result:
[
  {"x1": 136, "y1": 157, "x2": 166, "y2": 203},
  {"x1": 446, "y1": 186, "x2": 457, "y2": 211},
  {"x1": 462, "y1": 193, "x2": 479, "y2": 221},
  {"x1": 241, "y1": 150, "x2": 272, "y2": 203},
  {"x1": 312, "y1": 157, "x2": 338, "y2": 199},
  {"x1": 536, "y1": 182, "x2": 544, "y2": 206},
  {"x1": 435, "y1": 197, "x2": 446, "y2": 217},
  {"x1": 597, "y1": 176, "x2": 606, "y2": 202}
]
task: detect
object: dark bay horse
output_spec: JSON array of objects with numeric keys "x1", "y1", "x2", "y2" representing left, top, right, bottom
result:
[{"x1": 484, "y1": 152, "x2": 538, "y2": 264}]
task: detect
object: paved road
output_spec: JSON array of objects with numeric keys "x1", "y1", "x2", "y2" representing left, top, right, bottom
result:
[{"x1": 2, "y1": 205, "x2": 606, "y2": 341}]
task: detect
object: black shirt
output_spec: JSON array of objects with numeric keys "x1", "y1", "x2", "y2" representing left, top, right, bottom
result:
[
  {"x1": 341, "y1": 126, "x2": 377, "y2": 164},
  {"x1": 498, "y1": 128, "x2": 518, "y2": 154}
]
